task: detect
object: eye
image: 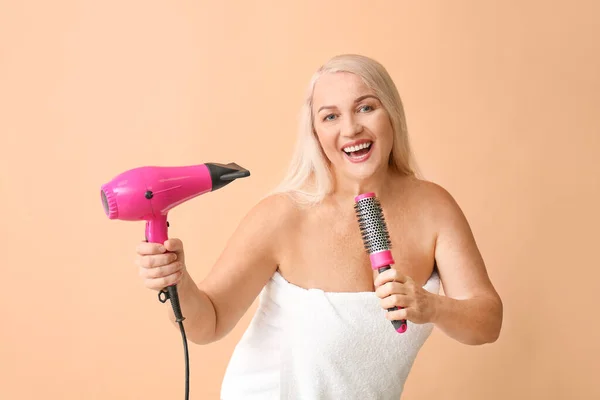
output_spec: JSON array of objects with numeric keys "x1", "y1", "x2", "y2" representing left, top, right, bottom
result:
[
  {"x1": 358, "y1": 105, "x2": 373, "y2": 113},
  {"x1": 323, "y1": 114, "x2": 337, "y2": 121}
]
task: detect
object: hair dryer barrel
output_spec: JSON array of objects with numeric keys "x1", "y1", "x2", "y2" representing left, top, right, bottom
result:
[{"x1": 100, "y1": 162, "x2": 250, "y2": 222}]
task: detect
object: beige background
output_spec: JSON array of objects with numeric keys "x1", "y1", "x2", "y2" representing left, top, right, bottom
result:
[{"x1": 1, "y1": 1, "x2": 599, "y2": 399}]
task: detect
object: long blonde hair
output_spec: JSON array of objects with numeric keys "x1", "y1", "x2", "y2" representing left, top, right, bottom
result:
[{"x1": 271, "y1": 54, "x2": 420, "y2": 205}]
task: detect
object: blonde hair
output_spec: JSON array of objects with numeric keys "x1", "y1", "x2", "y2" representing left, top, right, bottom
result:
[{"x1": 271, "y1": 54, "x2": 420, "y2": 205}]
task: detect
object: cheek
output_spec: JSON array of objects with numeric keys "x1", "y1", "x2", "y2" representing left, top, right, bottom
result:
[
  {"x1": 374, "y1": 121, "x2": 394, "y2": 150},
  {"x1": 315, "y1": 129, "x2": 338, "y2": 154},
  {"x1": 380, "y1": 131, "x2": 394, "y2": 151}
]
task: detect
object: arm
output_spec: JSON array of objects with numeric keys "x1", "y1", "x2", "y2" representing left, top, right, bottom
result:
[
  {"x1": 430, "y1": 185, "x2": 503, "y2": 345},
  {"x1": 168, "y1": 194, "x2": 288, "y2": 345}
]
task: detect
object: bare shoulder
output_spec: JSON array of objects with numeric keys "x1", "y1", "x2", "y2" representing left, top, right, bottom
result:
[
  {"x1": 403, "y1": 176, "x2": 475, "y2": 243},
  {"x1": 401, "y1": 177, "x2": 468, "y2": 230},
  {"x1": 404, "y1": 176, "x2": 460, "y2": 207},
  {"x1": 405, "y1": 177, "x2": 499, "y2": 299},
  {"x1": 201, "y1": 191, "x2": 300, "y2": 282},
  {"x1": 246, "y1": 192, "x2": 301, "y2": 233},
  {"x1": 197, "y1": 192, "x2": 302, "y2": 340},
  {"x1": 236, "y1": 192, "x2": 302, "y2": 257}
]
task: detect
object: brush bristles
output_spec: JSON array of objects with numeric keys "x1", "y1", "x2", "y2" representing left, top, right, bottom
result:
[{"x1": 354, "y1": 196, "x2": 392, "y2": 254}]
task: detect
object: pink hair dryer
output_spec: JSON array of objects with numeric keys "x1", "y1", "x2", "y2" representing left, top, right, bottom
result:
[{"x1": 100, "y1": 162, "x2": 250, "y2": 323}]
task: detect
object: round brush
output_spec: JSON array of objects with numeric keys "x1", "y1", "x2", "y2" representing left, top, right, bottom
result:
[{"x1": 354, "y1": 192, "x2": 407, "y2": 333}]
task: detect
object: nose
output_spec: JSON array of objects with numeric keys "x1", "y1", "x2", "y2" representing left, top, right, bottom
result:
[{"x1": 340, "y1": 115, "x2": 363, "y2": 137}]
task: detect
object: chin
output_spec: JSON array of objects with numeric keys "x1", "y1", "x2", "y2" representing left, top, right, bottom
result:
[
  {"x1": 344, "y1": 162, "x2": 376, "y2": 177},
  {"x1": 339, "y1": 158, "x2": 386, "y2": 186}
]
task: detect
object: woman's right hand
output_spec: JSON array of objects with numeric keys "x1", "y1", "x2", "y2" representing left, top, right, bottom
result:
[{"x1": 135, "y1": 238, "x2": 186, "y2": 291}]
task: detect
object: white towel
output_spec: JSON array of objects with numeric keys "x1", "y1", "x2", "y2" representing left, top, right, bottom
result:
[{"x1": 220, "y1": 269, "x2": 441, "y2": 400}]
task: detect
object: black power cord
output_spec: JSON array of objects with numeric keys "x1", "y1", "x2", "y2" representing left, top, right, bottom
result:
[{"x1": 159, "y1": 285, "x2": 189, "y2": 400}]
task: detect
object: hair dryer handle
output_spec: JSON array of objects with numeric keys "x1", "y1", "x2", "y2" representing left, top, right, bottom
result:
[
  {"x1": 144, "y1": 215, "x2": 185, "y2": 323},
  {"x1": 145, "y1": 215, "x2": 169, "y2": 244}
]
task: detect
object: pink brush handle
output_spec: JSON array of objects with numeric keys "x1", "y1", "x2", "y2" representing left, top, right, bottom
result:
[
  {"x1": 377, "y1": 265, "x2": 407, "y2": 333},
  {"x1": 370, "y1": 251, "x2": 407, "y2": 333}
]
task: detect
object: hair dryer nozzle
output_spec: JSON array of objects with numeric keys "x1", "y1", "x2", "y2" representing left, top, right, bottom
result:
[{"x1": 206, "y1": 162, "x2": 250, "y2": 191}]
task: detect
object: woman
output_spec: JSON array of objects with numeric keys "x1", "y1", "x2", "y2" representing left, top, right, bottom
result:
[{"x1": 135, "y1": 54, "x2": 503, "y2": 399}]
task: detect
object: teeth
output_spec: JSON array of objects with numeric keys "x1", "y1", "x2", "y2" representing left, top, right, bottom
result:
[{"x1": 343, "y1": 142, "x2": 372, "y2": 153}]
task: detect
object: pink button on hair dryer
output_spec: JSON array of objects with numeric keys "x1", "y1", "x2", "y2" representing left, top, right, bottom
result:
[{"x1": 100, "y1": 162, "x2": 250, "y2": 321}]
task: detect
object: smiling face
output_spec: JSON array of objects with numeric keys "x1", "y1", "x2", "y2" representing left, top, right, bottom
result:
[{"x1": 312, "y1": 72, "x2": 394, "y2": 183}]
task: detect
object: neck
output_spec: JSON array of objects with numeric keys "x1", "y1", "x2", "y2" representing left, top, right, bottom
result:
[{"x1": 329, "y1": 163, "x2": 397, "y2": 206}]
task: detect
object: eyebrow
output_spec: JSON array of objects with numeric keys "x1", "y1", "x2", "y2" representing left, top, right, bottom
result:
[{"x1": 316, "y1": 94, "x2": 379, "y2": 113}]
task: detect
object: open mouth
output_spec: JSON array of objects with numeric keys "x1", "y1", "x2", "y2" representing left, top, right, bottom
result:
[{"x1": 342, "y1": 141, "x2": 373, "y2": 162}]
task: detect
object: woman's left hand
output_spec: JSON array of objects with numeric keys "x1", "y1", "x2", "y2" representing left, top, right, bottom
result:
[{"x1": 374, "y1": 268, "x2": 438, "y2": 325}]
